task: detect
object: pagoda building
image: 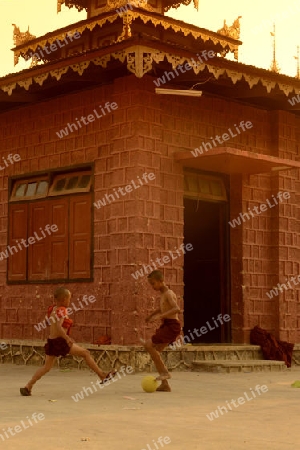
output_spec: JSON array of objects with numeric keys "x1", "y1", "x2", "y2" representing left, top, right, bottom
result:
[{"x1": 1, "y1": 0, "x2": 300, "y2": 350}]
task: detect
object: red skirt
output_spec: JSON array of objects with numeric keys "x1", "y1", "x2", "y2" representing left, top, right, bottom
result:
[
  {"x1": 152, "y1": 319, "x2": 181, "y2": 345},
  {"x1": 44, "y1": 337, "x2": 71, "y2": 357}
]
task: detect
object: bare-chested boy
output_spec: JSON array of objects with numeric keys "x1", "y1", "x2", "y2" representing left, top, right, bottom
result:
[
  {"x1": 20, "y1": 287, "x2": 115, "y2": 396},
  {"x1": 142, "y1": 270, "x2": 181, "y2": 392}
]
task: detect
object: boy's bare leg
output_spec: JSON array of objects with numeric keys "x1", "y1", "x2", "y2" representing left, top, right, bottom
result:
[
  {"x1": 144, "y1": 340, "x2": 169, "y2": 376},
  {"x1": 144, "y1": 340, "x2": 171, "y2": 391},
  {"x1": 69, "y1": 344, "x2": 113, "y2": 380},
  {"x1": 25, "y1": 355, "x2": 56, "y2": 392}
]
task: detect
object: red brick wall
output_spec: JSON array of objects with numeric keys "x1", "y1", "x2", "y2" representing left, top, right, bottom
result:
[
  {"x1": 230, "y1": 112, "x2": 299, "y2": 343},
  {"x1": 0, "y1": 83, "x2": 116, "y2": 344},
  {"x1": 0, "y1": 74, "x2": 299, "y2": 344},
  {"x1": 153, "y1": 84, "x2": 300, "y2": 344}
]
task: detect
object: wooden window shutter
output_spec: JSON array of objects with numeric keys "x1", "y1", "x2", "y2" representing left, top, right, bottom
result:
[
  {"x1": 28, "y1": 202, "x2": 50, "y2": 281},
  {"x1": 48, "y1": 198, "x2": 69, "y2": 280},
  {"x1": 69, "y1": 194, "x2": 92, "y2": 279},
  {"x1": 8, "y1": 204, "x2": 28, "y2": 281}
]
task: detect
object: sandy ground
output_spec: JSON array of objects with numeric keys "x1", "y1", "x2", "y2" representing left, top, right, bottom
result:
[{"x1": 1, "y1": 364, "x2": 300, "y2": 450}]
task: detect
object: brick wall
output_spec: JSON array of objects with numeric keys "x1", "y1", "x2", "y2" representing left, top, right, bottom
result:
[
  {"x1": 0, "y1": 82, "x2": 116, "y2": 344},
  {"x1": 0, "y1": 74, "x2": 299, "y2": 344}
]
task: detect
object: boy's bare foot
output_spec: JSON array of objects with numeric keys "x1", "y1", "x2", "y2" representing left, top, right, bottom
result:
[
  {"x1": 100, "y1": 370, "x2": 117, "y2": 384},
  {"x1": 156, "y1": 381, "x2": 171, "y2": 392},
  {"x1": 156, "y1": 373, "x2": 171, "y2": 381},
  {"x1": 20, "y1": 387, "x2": 31, "y2": 396}
]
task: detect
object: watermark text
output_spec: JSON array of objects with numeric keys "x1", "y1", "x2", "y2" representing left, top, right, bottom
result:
[
  {"x1": 34, "y1": 295, "x2": 96, "y2": 332},
  {"x1": 169, "y1": 313, "x2": 231, "y2": 349},
  {"x1": 0, "y1": 412, "x2": 45, "y2": 442},
  {"x1": 140, "y1": 436, "x2": 171, "y2": 450},
  {"x1": 206, "y1": 385, "x2": 268, "y2": 421},
  {"x1": 0, "y1": 224, "x2": 58, "y2": 261},
  {"x1": 131, "y1": 244, "x2": 193, "y2": 280},
  {"x1": 56, "y1": 101, "x2": 118, "y2": 139},
  {"x1": 228, "y1": 191, "x2": 290, "y2": 228},
  {"x1": 94, "y1": 172, "x2": 155, "y2": 210},
  {"x1": 191, "y1": 121, "x2": 253, "y2": 158},
  {"x1": 72, "y1": 365, "x2": 133, "y2": 402}
]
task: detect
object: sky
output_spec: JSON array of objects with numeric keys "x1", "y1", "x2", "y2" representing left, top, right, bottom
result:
[{"x1": 0, "y1": 0, "x2": 300, "y2": 78}]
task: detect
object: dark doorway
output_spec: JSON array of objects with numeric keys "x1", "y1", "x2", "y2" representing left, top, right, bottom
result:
[{"x1": 183, "y1": 198, "x2": 230, "y2": 343}]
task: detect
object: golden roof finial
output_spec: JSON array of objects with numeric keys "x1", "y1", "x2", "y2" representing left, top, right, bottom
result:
[
  {"x1": 217, "y1": 16, "x2": 242, "y2": 40},
  {"x1": 12, "y1": 24, "x2": 36, "y2": 47}
]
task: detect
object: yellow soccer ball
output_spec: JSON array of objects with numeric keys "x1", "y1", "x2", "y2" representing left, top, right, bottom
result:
[{"x1": 141, "y1": 376, "x2": 158, "y2": 393}]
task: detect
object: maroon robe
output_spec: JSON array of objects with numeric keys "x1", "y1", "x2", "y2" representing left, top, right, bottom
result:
[{"x1": 250, "y1": 325, "x2": 294, "y2": 368}]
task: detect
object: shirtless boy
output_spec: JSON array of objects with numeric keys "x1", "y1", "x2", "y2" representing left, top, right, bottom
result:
[
  {"x1": 142, "y1": 270, "x2": 181, "y2": 392},
  {"x1": 20, "y1": 287, "x2": 115, "y2": 396}
]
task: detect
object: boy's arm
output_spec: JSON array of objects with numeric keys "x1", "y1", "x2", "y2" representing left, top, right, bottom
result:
[
  {"x1": 159, "y1": 292, "x2": 180, "y2": 319},
  {"x1": 55, "y1": 319, "x2": 74, "y2": 345},
  {"x1": 145, "y1": 308, "x2": 161, "y2": 323}
]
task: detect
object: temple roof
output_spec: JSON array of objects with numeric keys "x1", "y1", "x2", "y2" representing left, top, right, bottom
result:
[
  {"x1": 1, "y1": 10, "x2": 300, "y2": 114},
  {"x1": 58, "y1": 0, "x2": 88, "y2": 12},
  {"x1": 12, "y1": 11, "x2": 241, "y2": 66},
  {"x1": 57, "y1": 0, "x2": 199, "y2": 13}
]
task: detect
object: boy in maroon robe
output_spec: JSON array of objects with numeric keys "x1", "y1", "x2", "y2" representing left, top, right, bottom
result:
[
  {"x1": 141, "y1": 271, "x2": 181, "y2": 392},
  {"x1": 20, "y1": 287, "x2": 115, "y2": 395}
]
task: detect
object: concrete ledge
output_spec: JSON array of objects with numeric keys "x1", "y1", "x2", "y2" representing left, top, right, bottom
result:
[
  {"x1": 192, "y1": 360, "x2": 287, "y2": 373},
  {"x1": 1, "y1": 340, "x2": 299, "y2": 372},
  {"x1": 0, "y1": 339, "x2": 191, "y2": 372}
]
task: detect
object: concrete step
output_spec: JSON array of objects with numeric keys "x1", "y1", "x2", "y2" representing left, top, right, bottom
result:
[
  {"x1": 192, "y1": 359, "x2": 287, "y2": 373},
  {"x1": 183, "y1": 344, "x2": 263, "y2": 362}
]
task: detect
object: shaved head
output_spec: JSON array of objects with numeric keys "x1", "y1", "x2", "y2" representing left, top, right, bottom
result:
[
  {"x1": 147, "y1": 270, "x2": 164, "y2": 281},
  {"x1": 54, "y1": 287, "x2": 70, "y2": 301}
]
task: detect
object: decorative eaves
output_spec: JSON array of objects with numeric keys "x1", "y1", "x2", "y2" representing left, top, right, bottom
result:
[
  {"x1": 57, "y1": 0, "x2": 198, "y2": 13},
  {"x1": 2, "y1": 44, "x2": 300, "y2": 98},
  {"x1": 13, "y1": 11, "x2": 241, "y2": 66}
]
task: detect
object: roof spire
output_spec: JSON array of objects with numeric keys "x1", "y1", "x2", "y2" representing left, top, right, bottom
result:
[
  {"x1": 294, "y1": 45, "x2": 300, "y2": 79},
  {"x1": 270, "y1": 23, "x2": 280, "y2": 73}
]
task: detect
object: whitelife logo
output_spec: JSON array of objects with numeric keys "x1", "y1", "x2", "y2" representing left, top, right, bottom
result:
[
  {"x1": 71, "y1": 366, "x2": 133, "y2": 402},
  {"x1": 0, "y1": 342, "x2": 8, "y2": 350},
  {"x1": 0, "y1": 412, "x2": 45, "y2": 442},
  {"x1": 0, "y1": 224, "x2": 58, "y2": 261},
  {"x1": 140, "y1": 436, "x2": 171, "y2": 450},
  {"x1": 206, "y1": 385, "x2": 268, "y2": 421},
  {"x1": 228, "y1": 191, "x2": 290, "y2": 228},
  {"x1": 288, "y1": 93, "x2": 300, "y2": 107},
  {"x1": 94, "y1": 172, "x2": 155, "y2": 209},
  {"x1": 0, "y1": 153, "x2": 21, "y2": 170},
  {"x1": 56, "y1": 101, "x2": 118, "y2": 139},
  {"x1": 34, "y1": 295, "x2": 96, "y2": 332},
  {"x1": 131, "y1": 243, "x2": 193, "y2": 280},
  {"x1": 191, "y1": 121, "x2": 253, "y2": 157},
  {"x1": 24, "y1": 32, "x2": 81, "y2": 61},
  {"x1": 153, "y1": 50, "x2": 215, "y2": 87},
  {"x1": 266, "y1": 275, "x2": 300, "y2": 299},
  {"x1": 169, "y1": 313, "x2": 231, "y2": 349}
]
